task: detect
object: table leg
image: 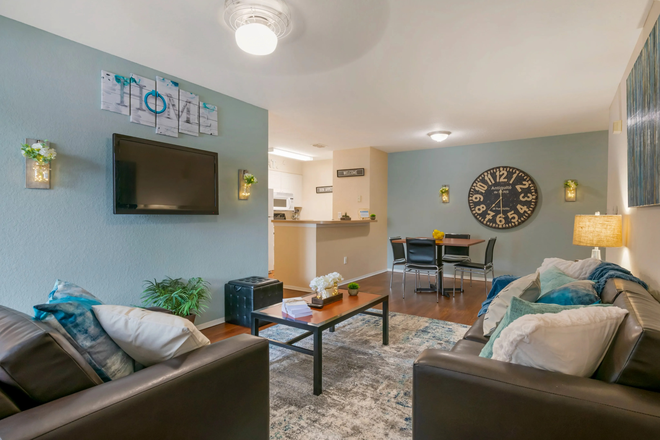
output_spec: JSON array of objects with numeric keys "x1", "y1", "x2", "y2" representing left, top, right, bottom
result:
[
  {"x1": 383, "y1": 299, "x2": 389, "y2": 346},
  {"x1": 313, "y1": 329, "x2": 323, "y2": 395},
  {"x1": 251, "y1": 316, "x2": 259, "y2": 337},
  {"x1": 329, "y1": 325, "x2": 336, "y2": 333}
]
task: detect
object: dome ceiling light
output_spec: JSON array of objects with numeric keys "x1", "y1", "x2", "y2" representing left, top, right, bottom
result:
[
  {"x1": 427, "y1": 131, "x2": 451, "y2": 142},
  {"x1": 224, "y1": 0, "x2": 291, "y2": 56}
]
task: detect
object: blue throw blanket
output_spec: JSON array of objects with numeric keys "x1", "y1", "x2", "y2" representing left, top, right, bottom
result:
[
  {"x1": 588, "y1": 262, "x2": 648, "y2": 295},
  {"x1": 478, "y1": 275, "x2": 519, "y2": 317}
]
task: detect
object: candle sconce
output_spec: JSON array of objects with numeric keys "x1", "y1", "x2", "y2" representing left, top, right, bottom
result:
[
  {"x1": 564, "y1": 180, "x2": 578, "y2": 202},
  {"x1": 440, "y1": 185, "x2": 450, "y2": 203},
  {"x1": 238, "y1": 170, "x2": 257, "y2": 200},
  {"x1": 24, "y1": 138, "x2": 55, "y2": 190}
]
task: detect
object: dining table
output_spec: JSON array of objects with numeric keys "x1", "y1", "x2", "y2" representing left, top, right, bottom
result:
[{"x1": 391, "y1": 237, "x2": 485, "y2": 297}]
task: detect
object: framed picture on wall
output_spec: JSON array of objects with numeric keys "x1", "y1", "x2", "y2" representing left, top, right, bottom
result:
[
  {"x1": 316, "y1": 186, "x2": 333, "y2": 193},
  {"x1": 337, "y1": 168, "x2": 365, "y2": 177}
]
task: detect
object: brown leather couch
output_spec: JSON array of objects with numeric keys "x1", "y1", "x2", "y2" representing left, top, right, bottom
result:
[
  {"x1": 0, "y1": 306, "x2": 269, "y2": 439},
  {"x1": 413, "y1": 278, "x2": 660, "y2": 439}
]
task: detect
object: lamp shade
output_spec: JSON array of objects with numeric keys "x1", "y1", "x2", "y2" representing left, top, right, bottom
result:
[{"x1": 573, "y1": 215, "x2": 622, "y2": 248}]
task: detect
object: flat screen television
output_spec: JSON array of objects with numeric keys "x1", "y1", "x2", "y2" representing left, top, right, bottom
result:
[{"x1": 113, "y1": 134, "x2": 218, "y2": 215}]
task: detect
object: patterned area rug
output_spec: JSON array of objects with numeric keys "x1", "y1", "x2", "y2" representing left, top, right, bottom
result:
[{"x1": 261, "y1": 311, "x2": 469, "y2": 439}]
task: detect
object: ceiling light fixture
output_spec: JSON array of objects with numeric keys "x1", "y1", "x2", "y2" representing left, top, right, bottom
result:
[
  {"x1": 427, "y1": 131, "x2": 451, "y2": 142},
  {"x1": 270, "y1": 148, "x2": 313, "y2": 161},
  {"x1": 224, "y1": 0, "x2": 291, "y2": 56}
]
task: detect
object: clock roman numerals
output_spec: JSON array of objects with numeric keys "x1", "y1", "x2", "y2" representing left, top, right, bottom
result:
[{"x1": 468, "y1": 166, "x2": 538, "y2": 229}]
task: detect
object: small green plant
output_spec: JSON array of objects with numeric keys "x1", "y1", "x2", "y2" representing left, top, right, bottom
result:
[
  {"x1": 347, "y1": 282, "x2": 360, "y2": 290},
  {"x1": 141, "y1": 277, "x2": 211, "y2": 317},
  {"x1": 439, "y1": 187, "x2": 449, "y2": 195},
  {"x1": 243, "y1": 173, "x2": 257, "y2": 185},
  {"x1": 370, "y1": 214, "x2": 376, "y2": 219},
  {"x1": 564, "y1": 180, "x2": 578, "y2": 189},
  {"x1": 21, "y1": 141, "x2": 57, "y2": 163}
]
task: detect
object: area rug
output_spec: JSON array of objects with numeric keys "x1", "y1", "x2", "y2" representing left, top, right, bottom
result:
[{"x1": 261, "y1": 311, "x2": 469, "y2": 439}]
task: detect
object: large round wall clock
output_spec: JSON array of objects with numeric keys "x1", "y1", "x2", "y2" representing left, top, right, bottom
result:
[{"x1": 468, "y1": 166, "x2": 538, "y2": 229}]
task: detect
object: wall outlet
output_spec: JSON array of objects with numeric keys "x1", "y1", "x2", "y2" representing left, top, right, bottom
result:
[
  {"x1": 357, "y1": 195, "x2": 362, "y2": 202},
  {"x1": 337, "y1": 211, "x2": 342, "y2": 219},
  {"x1": 344, "y1": 257, "x2": 348, "y2": 264}
]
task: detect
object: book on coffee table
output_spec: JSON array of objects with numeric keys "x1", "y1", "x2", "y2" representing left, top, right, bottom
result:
[{"x1": 282, "y1": 297, "x2": 312, "y2": 318}]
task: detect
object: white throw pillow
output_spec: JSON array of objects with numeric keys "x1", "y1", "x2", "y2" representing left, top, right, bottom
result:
[
  {"x1": 538, "y1": 258, "x2": 601, "y2": 280},
  {"x1": 92, "y1": 305, "x2": 210, "y2": 367},
  {"x1": 483, "y1": 272, "x2": 541, "y2": 336},
  {"x1": 491, "y1": 306, "x2": 628, "y2": 377}
]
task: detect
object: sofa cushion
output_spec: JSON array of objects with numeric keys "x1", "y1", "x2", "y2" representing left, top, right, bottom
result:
[
  {"x1": 0, "y1": 389, "x2": 19, "y2": 421},
  {"x1": 450, "y1": 339, "x2": 485, "y2": 356},
  {"x1": 33, "y1": 280, "x2": 135, "y2": 382},
  {"x1": 0, "y1": 306, "x2": 102, "y2": 410},
  {"x1": 594, "y1": 282, "x2": 660, "y2": 392},
  {"x1": 464, "y1": 315, "x2": 489, "y2": 344}
]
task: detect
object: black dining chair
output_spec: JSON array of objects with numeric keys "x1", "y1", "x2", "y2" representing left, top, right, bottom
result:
[
  {"x1": 389, "y1": 236, "x2": 407, "y2": 289},
  {"x1": 404, "y1": 238, "x2": 443, "y2": 302},
  {"x1": 453, "y1": 237, "x2": 496, "y2": 296},
  {"x1": 442, "y1": 233, "x2": 471, "y2": 293}
]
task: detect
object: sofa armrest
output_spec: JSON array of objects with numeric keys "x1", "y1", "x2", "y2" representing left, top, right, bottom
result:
[
  {"x1": 0, "y1": 334, "x2": 269, "y2": 440},
  {"x1": 413, "y1": 349, "x2": 660, "y2": 440}
]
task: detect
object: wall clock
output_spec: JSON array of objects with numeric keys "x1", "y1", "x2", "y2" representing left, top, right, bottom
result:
[{"x1": 468, "y1": 166, "x2": 538, "y2": 229}]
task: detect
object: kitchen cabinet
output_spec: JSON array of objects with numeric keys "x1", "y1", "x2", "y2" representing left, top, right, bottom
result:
[{"x1": 268, "y1": 170, "x2": 302, "y2": 207}]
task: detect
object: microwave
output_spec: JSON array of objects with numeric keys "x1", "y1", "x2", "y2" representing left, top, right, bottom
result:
[{"x1": 273, "y1": 192, "x2": 294, "y2": 211}]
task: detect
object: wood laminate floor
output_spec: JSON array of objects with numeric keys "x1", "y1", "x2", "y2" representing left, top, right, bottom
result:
[{"x1": 201, "y1": 271, "x2": 488, "y2": 343}]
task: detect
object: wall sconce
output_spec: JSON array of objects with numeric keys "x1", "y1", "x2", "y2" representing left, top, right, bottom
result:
[
  {"x1": 439, "y1": 185, "x2": 450, "y2": 203},
  {"x1": 564, "y1": 179, "x2": 577, "y2": 202},
  {"x1": 23, "y1": 138, "x2": 56, "y2": 190},
  {"x1": 238, "y1": 169, "x2": 257, "y2": 200}
]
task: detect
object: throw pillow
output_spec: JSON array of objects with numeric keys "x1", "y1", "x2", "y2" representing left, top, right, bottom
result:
[
  {"x1": 33, "y1": 280, "x2": 135, "y2": 381},
  {"x1": 482, "y1": 272, "x2": 541, "y2": 337},
  {"x1": 536, "y1": 280, "x2": 599, "y2": 306},
  {"x1": 480, "y1": 296, "x2": 611, "y2": 359},
  {"x1": 92, "y1": 305, "x2": 210, "y2": 367},
  {"x1": 538, "y1": 258, "x2": 601, "y2": 280},
  {"x1": 491, "y1": 306, "x2": 628, "y2": 377},
  {"x1": 478, "y1": 275, "x2": 519, "y2": 317},
  {"x1": 539, "y1": 266, "x2": 577, "y2": 297}
]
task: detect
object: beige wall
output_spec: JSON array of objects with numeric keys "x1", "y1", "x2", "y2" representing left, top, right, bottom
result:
[
  {"x1": 273, "y1": 224, "x2": 317, "y2": 288},
  {"x1": 607, "y1": 2, "x2": 660, "y2": 294},
  {"x1": 268, "y1": 154, "x2": 304, "y2": 174},
  {"x1": 333, "y1": 147, "x2": 372, "y2": 219},
  {"x1": 301, "y1": 159, "x2": 333, "y2": 220}
]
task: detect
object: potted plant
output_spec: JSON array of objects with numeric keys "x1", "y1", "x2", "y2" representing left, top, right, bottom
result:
[
  {"x1": 370, "y1": 214, "x2": 376, "y2": 220},
  {"x1": 341, "y1": 212, "x2": 352, "y2": 221},
  {"x1": 141, "y1": 277, "x2": 211, "y2": 323},
  {"x1": 347, "y1": 282, "x2": 360, "y2": 296}
]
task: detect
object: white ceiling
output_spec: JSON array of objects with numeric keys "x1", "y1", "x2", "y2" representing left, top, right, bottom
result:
[{"x1": 0, "y1": 0, "x2": 651, "y2": 159}]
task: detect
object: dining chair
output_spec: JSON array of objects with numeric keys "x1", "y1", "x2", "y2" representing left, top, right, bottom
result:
[
  {"x1": 442, "y1": 233, "x2": 471, "y2": 294},
  {"x1": 404, "y1": 238, "x2": 443, "y2": 303},
  {"x1": 389, "y1": 236, "x2": 407, "y2": 289},
  {"x1": 453, "y1": 237, "x2": 497, "y2": 296}
]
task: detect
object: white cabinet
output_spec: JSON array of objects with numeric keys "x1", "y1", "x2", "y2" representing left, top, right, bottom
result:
[{"x1": 269, "y1": 170, "x2": 303, "y2": 207}]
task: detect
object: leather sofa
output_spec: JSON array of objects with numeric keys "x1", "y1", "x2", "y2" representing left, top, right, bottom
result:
[
  {"x1": 0, "y1": 306, "x2": 269, "y2": 440},
  {"x1": 413, "y1": 278, "x2": 660, "y2": 439}
]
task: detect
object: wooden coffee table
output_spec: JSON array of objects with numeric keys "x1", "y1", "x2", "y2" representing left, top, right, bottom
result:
[{"x1": 251, "y1": 291, "x2": 389, "y2": 395}]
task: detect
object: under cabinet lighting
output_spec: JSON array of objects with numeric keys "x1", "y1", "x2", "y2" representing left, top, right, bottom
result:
[{"x1": 270, "y1": 148, "x2": 313, "y2": 161}]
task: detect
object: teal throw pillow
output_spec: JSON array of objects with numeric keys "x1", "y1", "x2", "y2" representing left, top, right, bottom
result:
[
  {"x1": 479, "y1": 296, "x2": 609, "y2": 359},
  {"x1": 536, "y1": 280, "x2": 599, "y2": 306},
  {"x1": 539, "y1": 266, "x2": 578, "y2": 297},
  {"x1": 34, "y1": 280, "x2": 134, "y2": 381}
]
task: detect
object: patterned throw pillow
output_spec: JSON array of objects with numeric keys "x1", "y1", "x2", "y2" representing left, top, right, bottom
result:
[
  {"x1": 33, "y1": 280, "x2": 134, "y2": 381},
  {"x1": 536, "y1": 280, "x2": 599, "y2": 306},
  {"x1": 539, "y1": 266, "x2": 578, "y2": 297}
]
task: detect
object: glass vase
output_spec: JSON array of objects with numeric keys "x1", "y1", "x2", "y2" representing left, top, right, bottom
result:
[
  {"x1": 239, "y1": 182, "x2": 252, "y2": 200},
  {"x1": 33, "y1": 160, "x2": 50, "y2": 182}
]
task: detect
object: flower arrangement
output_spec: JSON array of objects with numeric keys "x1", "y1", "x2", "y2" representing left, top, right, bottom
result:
[
  {"x1": 21, "y1": 141, "x2": 57, "y2": 164},
  {"x1": 243, "y1": 173, "x2": 257, "y2": 185},
  {"x1": 439, "y1": 187, "x2": 449, "y2": 195},
  {"x1": 310, "y1": 272, "x2": 344, "y2": 292},
  {"x1": 564, "y1": 179, "x2": 578, "y2": 189}
]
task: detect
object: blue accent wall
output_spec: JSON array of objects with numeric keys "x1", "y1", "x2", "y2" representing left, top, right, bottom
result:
[
  {"x1": 388, "y1": 131, "x2": 609, "y2": 277},
  {"x1": 0, "y1": 16, "x2": 268, "y2": 325}
]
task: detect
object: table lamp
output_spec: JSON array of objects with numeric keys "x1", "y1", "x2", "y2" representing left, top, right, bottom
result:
[{"x1": 572, "y1": 212, "x2": 622, "y2": 260}]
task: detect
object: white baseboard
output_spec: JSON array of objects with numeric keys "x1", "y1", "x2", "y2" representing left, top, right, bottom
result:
[
  {"x1": 284, "y1": 269, "x2": 389, "y2": 292},
  {"x1": 196, "y1": 317, "x2": 225, "y2": 330},
  {"x1": 387, "y1": 268, "x2": 493, "y2": 282}
]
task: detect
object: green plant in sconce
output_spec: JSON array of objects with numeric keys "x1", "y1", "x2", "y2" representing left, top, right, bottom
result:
[
  {"x1": 21, "y1": 141, "x2": 57, "y2": 164},
  {"x1": 243, "y1": 173, "x2": 257, "y2": 185},
  {"x1": 439, "y1": 187, "x2": 449, "y2": 195},
  {"x1": 564, "y1": 180, "x2": 578, "y2": 189}
]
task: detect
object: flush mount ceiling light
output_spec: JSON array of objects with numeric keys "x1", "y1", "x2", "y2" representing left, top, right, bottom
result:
[
  {"x1": 427, "y1": 131, "x2": 451, "y2": 142},
  {"x1": 270, "y1": 148, "x2": 313, "y2": 161},
  {"x1": 224, "y1": 0, "x2": 291, "y2": 56}
]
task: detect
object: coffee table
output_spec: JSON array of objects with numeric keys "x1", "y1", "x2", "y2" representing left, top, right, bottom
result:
[{"x1": 251, "y1": 291, "x2": 389, "y2": 395}]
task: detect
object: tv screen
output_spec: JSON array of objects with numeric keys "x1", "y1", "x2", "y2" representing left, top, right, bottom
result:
[{"x1": 113, "y1": 134, "x2": 218, "y2": 215}]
